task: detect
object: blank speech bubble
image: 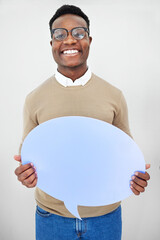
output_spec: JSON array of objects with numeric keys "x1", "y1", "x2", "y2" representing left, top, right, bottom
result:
[{"x1": 21, "y1": 116, "x2": 145, "y2": 219}]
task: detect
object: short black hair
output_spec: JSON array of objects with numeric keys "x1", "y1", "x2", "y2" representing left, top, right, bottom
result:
[{"x1": 49, "y1": 5, "x2": 90, "y2": 38}]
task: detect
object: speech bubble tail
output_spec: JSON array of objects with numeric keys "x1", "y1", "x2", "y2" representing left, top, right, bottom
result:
[{"x1": 64, "y1": 201, "x2": 82, "y2": 220}]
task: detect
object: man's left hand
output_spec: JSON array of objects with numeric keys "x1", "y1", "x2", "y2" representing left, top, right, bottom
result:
[{"x1": 130, "y1": 164, "x2": 150, "y2": 195}]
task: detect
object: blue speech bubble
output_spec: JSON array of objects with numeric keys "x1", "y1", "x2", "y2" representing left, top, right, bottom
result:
[{"x1": 21, "y1": 116, "x2": 145, "y2": 219}]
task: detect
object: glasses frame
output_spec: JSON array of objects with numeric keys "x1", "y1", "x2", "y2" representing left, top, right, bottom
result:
[{"x1": 51, "y1": 27, "x2": 89, "y2": 41}]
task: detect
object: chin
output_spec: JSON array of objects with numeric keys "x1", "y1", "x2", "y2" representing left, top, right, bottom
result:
[{"x1": 62, "y1": 62, "x2": 83, "y2": 69}]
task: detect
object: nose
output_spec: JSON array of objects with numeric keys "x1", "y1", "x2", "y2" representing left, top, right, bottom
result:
[{"x1": 63, "y1": 32, "x2": 77, "y2": 44}]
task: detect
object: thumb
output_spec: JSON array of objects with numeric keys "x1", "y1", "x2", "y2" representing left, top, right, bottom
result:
[
  {"x1": 145, "y1": 164, "x2": 151, "y2": 170},
  {"x1": 14, "y1": 155, "x2": 21, "y2": 163}
]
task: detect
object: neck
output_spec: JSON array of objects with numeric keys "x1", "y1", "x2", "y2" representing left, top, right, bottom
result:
[{"x1": 57, "y1": 65, "x2": 88, "y2": 82}]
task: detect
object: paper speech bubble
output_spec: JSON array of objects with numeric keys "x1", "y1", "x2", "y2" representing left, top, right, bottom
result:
[{"x1": 21, "y1": 116, "x2": 145, "y2": 219}]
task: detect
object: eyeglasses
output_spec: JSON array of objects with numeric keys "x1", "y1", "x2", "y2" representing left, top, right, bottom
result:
[{"x1": 51, "y1": 27, "x2": 89, "y2": 41}]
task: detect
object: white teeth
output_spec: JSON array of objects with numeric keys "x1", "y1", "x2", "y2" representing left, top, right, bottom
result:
[{"x1": 63, "y1": 50, "x2": 78, "y2": 54}]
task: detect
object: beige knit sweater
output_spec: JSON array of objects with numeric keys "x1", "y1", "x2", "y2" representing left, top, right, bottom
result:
[{"x1": 19, "y1": 73, "x2": 131, "y2": 218}]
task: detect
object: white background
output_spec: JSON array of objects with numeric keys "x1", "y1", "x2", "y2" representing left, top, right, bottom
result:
[{"x1": 0, "y1": 0, "x2": 160, "y2": 239}]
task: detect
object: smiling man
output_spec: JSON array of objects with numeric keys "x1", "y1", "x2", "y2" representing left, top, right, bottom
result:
[
  {"x1": 14, "y1": 5, "x2": 150, "y2": 240},
  {"x1": 50, "y1": 14, "x2": 92, "y2": 80}
]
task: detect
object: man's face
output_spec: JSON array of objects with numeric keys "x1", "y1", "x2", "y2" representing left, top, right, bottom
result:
[{"x1": 50, "y1": 14, "x2": 92, "y2": 71}]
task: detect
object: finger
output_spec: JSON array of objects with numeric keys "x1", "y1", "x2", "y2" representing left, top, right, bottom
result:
[
  {"x1": 27, "y1": 177, "x2": 38, "y2": 188},
  {"x1": 18, "y1": 167, "x2": 36, "y2": 182},
  {"x1": 130, "y1": 180, "x2": 145, "y2": 193},
  {"x1": 145, "y1": 164, "x2": 151, "y2": 170},
  {"x1": 14, "y1": 155, "x2": 21, "y2": 162},
  {"x1": 130, "y1": 185, "x2": 140, "y2": 195},
  {"x1": 22, "y1": 172, "x2": 37, "y2": 187},
  {"x1": 15, "y1": 163, "x2": 34, "y2": 176},
  {"x1": 134, "y1": 171, "x2": 150, "y2": 181},
  {"x1": 131, "y1": 176, "x2": 147, "y2": 188}
]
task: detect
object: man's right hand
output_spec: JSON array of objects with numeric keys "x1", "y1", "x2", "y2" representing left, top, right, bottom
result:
[{"x1": 14, "y1": 155, "x2": 37, "y2": 188}]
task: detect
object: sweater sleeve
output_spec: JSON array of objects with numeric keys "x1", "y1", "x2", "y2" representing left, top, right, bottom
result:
[
  {"x1": 112, "y1": 92, "x2": 132, "y2": 138},
  {"x1": 18, "y1": 96, "x2": 38, "y2": 154}
]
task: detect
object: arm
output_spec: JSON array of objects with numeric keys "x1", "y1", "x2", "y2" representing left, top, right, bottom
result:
[
  {"x1": 113, "y1": 92, "x2": 150, "y2": 195},
  {"x1": 14, "y1": 95, "x2": 38, "y2": 188}
]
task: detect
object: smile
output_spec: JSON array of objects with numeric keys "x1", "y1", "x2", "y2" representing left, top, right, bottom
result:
[{"x1": 61, "y1": 49, "x2": 80, "y2": 56}]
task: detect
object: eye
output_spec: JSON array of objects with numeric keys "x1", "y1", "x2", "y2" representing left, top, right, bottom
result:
[
  {"x1": 54, "y1": 29, "x2": 67, "y2": 41},
  {"x1": 72, "y1": 28, "x2": 85, "y2": 40},
  {"x1": 55, "y1": 33, "x2": 66, "y2": 40}
]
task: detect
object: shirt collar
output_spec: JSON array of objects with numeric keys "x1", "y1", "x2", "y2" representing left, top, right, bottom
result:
[{"x1": 55, "y1": 68, "x2": 92, "y2": 87}]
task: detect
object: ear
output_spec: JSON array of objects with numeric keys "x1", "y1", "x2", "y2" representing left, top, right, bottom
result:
[
  {"x1": 50, "y1": 40, "x2": 52, "y2": 46},
  {"x1": 89, "y1": 36, "x2": 92, "y2": 45}
]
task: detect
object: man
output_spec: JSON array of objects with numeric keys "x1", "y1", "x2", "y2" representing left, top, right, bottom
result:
[{"x1": 14, "y1": 5, "x2": 150, "y2": 240}]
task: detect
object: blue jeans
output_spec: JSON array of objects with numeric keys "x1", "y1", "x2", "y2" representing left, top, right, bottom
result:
[{"x1": 36, "y1": 205, "x2": 122, "y2": 240}]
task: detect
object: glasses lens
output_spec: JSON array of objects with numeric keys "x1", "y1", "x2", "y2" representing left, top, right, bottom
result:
[
  {"x1": 72, "y1": 28, "x2": 86, "y2": 40},
  {"x1": 53, "y1": 29, "x2": 67, "y2": 41}
]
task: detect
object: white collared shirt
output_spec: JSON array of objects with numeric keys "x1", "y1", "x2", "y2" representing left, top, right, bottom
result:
[{"x1": 55, "y1": 68, "x2": 92, "y2": 87}]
